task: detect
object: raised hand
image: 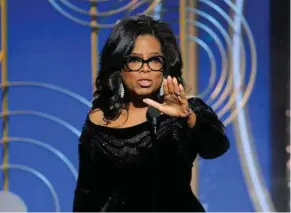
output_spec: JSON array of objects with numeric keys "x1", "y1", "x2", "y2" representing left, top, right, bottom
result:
[{"x1": 143, "y1": 76, "x2": 191, "y2": 118}]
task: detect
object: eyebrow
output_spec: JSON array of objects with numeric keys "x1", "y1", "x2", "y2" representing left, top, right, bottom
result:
[{"x1": 130, "y1": 52, "x2": 163, "y2": 56}]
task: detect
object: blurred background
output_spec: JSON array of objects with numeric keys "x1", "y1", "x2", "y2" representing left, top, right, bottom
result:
[{"x1": 0, "y1": 0, "x2": 289, "y2": 212}]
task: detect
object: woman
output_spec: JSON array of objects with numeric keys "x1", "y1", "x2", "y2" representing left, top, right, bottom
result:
[{"x1": 73, "y1": 14, "x2": 229, "y2": 212}]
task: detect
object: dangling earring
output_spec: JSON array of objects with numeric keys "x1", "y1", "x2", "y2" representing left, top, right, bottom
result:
[
  {"x1": 119, "y1": 83, "x2": 125, "y2": 98},
  {"x1": 159, "y1": 82, "x2": 164, "y2": 96}
]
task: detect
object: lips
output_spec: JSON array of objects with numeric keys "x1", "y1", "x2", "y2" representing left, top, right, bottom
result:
[{"x1": 137, "y1": 79, "x2": 152, "y2": 87}]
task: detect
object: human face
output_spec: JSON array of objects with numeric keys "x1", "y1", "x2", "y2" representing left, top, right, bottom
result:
[{"x1": 121, "y1": 35, "x2": 164, "y2": 97}]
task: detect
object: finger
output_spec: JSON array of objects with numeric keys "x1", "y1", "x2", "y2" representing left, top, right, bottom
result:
[
  {"x1": 163, "y1": 78, "x2": 169, "y2": 96},
  {"x1": 167, "y1": 76, "x2": 174, "y2": 94},
  {"x1": 178, "y1": 84, "x2": 187, "y2": 102},
  {"x1": 173, "y1": 77, "x2": 180, "y2": 95},
  {"x1": 143, "y1": 98, "x2": 163, "y2": 112}
]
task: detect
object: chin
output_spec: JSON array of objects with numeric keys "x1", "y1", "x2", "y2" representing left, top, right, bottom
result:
[{"x1": 135, "y1": 88, "x2": 155, "y2": 96}]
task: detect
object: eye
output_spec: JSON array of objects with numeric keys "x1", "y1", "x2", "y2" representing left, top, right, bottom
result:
[
  {"x1": 126, "y1": 56, "x2": 142, "y2": 63},
  {"x1": 150, "y1": 56, "x2": 164, "y2": 64}
]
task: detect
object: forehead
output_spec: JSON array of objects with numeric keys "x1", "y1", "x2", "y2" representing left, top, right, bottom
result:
[{"x1": 131, "y1": 35, "x2": 162, "y2": 55}]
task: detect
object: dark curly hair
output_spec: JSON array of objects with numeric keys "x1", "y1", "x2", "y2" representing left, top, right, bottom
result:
[{"x1": 92, "y1": 14, "x2": 184, "y2": 120}]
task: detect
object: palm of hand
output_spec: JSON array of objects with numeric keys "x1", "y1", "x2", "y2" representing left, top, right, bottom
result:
[{"x1": 143, "y1": 76, "x2": 190, "y2": 117}]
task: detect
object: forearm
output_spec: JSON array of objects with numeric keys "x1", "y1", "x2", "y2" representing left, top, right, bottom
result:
[
  {"x1": 186, "y1": 108, "x2": 196, "y2": 128},
  {"x1": 187, "y1": 97, "x2": 229, "y2": 159},
  {"x1": 191, "y1": 115, "x2": 229, "y2": 159}
]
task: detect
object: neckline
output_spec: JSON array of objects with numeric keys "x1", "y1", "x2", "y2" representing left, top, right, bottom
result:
[
  {"x1": 86, "y1": 114, "x2": 148, "y2": 131},
  {"x1": 86, "y1": 113, "x2": 168, "y2": 132}
]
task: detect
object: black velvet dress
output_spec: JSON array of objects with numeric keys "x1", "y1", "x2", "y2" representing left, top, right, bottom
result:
[{"x1": 73, "y1": 97, "x2": 229, "y2": 212}]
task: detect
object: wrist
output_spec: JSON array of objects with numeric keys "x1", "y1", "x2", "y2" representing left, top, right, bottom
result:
[
  {"x1": 185, "y1": 108, "x2": 196, "y2": 128},
  {"x1": 182, "y1": 107, "x2": 192, "y2": 118}
]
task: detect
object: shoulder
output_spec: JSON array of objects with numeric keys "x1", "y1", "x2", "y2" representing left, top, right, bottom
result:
[
  {"x1": 88, "y1": 108, "x2": 104, "y2": 126},
  {"x1": 78, "y1": 109, "x2": 103, "y2": 145}
]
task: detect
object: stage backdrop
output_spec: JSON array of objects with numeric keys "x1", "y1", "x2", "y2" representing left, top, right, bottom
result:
[{"x1": 0, "y1": 0, "x2": 272, "y2": 212}]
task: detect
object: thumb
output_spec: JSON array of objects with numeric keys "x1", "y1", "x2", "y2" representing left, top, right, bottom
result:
[{"x1": 143, "y1": 98, "x2": 162, "y2": 112}]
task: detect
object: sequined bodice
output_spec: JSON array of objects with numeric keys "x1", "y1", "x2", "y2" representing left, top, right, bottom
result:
[{"x1": 84, "y1": 113, "x2": 192, "y2": 166}]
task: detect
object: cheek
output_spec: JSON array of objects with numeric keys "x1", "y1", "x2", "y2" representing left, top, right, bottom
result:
[
  {"x1": 121, "y1": 72, "x2": 136, "y2": 88},
  {"x1": 153, "y1": 72, "x2": 163, "y2": 85}
]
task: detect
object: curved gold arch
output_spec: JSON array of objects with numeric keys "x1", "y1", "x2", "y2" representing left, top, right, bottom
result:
[
  {"x1": 0, "y1": 50, "x2": 3, "y2": 63},
  {"x1": 179, "y1": 0, "x2": 199, "y2": 196},
  {"x1": 0, "y1": 0, "x2": 9, "y2": 191}
]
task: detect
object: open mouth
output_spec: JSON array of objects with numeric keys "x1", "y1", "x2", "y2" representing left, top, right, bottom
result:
[{"x1": 137, "y1": 79, "x2": 152, "y2": 87}]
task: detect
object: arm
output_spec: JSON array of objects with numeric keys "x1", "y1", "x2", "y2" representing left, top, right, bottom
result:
[
  {"x1": 186, "y1": 97, "x2": 230, "y2": 159},
  {"x1": 73, "y1": 125, "x2": 94, "y2": 212}
]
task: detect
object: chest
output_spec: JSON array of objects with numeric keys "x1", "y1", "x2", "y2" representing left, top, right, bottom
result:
[{"x1": 91, "y1": 118, "x2": 191, "y2": 169}]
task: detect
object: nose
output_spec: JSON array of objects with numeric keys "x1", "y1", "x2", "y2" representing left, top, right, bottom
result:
[{"x1": 140, "y1": 62, "x2": 151, "y2": 72}]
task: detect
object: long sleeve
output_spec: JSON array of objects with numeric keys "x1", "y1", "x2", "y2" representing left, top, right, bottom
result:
[
  {"x1": 187, "y1": 97, "x2": 230, "y2": 159},
  {"x1": 73, "y1": 124, "x2": 95, "y2": 212}
]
